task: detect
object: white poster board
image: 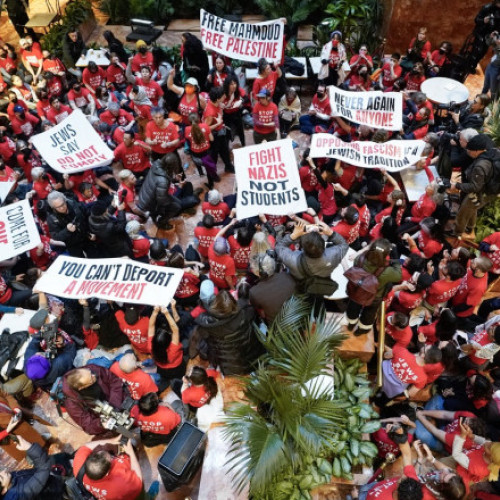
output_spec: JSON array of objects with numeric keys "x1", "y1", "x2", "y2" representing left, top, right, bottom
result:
[
  {"x1": 35, "y1": 256, "x2": 183, "y2": 307},
  {"x1": 0, "y1": 200, "x2": 40, "y2": 260},
  {"x1": 31, "y1": 109, "x2": 114, "y2": 174},
  {"x1": 234, "y1": 139, "x2": 307, "y2": 219},
  {"x1": 200, "y1": 9, "x2": 284, "y2": 63},
  {"x1": 400, "y1": 165, "x2": 439, "y2": 202},
  {"x1": 0, "y1": 182, "x2": 15, "y2": 204}
]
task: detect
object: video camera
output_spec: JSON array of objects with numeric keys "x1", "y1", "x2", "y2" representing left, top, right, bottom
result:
[
  {"x1": 436, "y1": 178, "x2": 452, "y2": 193},
  {"x1": 93, "y1": 399, "x2": 136, "y2": 438},
  {"x1": 40, "y1": 320, "x2": 59, "y2": 359}
]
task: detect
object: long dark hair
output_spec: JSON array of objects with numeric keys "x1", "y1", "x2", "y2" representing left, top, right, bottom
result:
[
  {"x1": 435, "y1": 309, "x2": 457, "y2": 341},
  {"x1": 151, "y1": 328, "x2": 171, "y2": 365},
  {"x1": 188, "y1": 112, "x2": 205, "y2": 145},
  {"x1": 182, "y1": 32, "x2": 204, "y2": 54},
  {"x1": 188, "y1": 366, "x2": 218, "y2": 403},
  {"x1": 223, "y1": 75, "x2": 241, "y2": 100}
]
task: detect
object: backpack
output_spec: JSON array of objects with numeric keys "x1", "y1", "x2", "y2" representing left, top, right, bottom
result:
[
  {"x1": 483, "y1": 152, "x2": 500, "y2": 195},
  {"x1": 65, "y1": 461, "x2": 96, "y2": 500},
  {"x1": 298, "y1": 255, "x2": 339, "y2": 296},
  {"x1": 344, "y1": 256, "x2": 385, "y2": 306}
]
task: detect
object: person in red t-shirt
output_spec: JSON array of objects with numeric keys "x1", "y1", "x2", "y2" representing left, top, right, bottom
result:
[
  {"x1": 115, "y1": 305, "x2": 151, "y2": 354},
  {"x1": 185, "y1": 112, "x2": 215, "y2": 182},
  {"x1": 404, "y1": 63, "x2": 426, "y2": 92},
  {"x1": 28, "y1": 235, "x2": 58, "y2": 270},
  {"x1": 10, "y1": 105, "x2": 39, "y2": 139},
  {"x1": 194, "y1": 214, "x2": 219, "y2": 259},
  {"x1": 116, "y1": 169, "x2": 149, "y2": 220},
  {"x1": 82, "y1": 61, "x2": 106, "y2": 94},
  {"x1": 424, "y1": 260, "x2": 466, "y2": 309},
  {"x1": 72, "y1": 437, "x2": 143, "y2": 500},
  {"x1": 407, "y1": 27, "x2": 432, "y2": 63},
  {"x1": 308, "y1": 159, "x2": 339, "y2": 224},
  {"x1": 114, "y1": 131, "x2": 151, "y2": 176},
  {"x1": 379, "y1": 53, "x2": 402, "y2": 90},
  {"x1": 426, "y1": 42, "x2": 452, "y2": 75},
  {"x1": 149, "y1": 302, "x2": 185, "y2": 380},
  {"x1": 181, "y1": 366, "x2": 218, "y2": 409},
  {"x1": 403, "y1": 218, "x2": 444, "y2": 260},
  {"x1": 251, "y1": 57, "x2": 282, "y2": 101},
  {"x1": 201, "y1": 189, "x2": 231, "y2": 225},
  {"x1": 252, "y1": 88, "x2": 279, "y2": 144},
  {"x1": 145, "y1": 107, "x2": 180, "y2": 160},
  {"x1": 126, "y1": 65, "x2": 163, "y2": 107},
  {"x1": 106, "y1": 54, "x2": 127, "y2": 90},
  {"x1": 0, "y1": 132, "x2": 16, "y2": 163},
  {"x1": 385, "y1": 311, "x2": 412, "y2": 348},
  {"x1": 46, "y1": 96, "x2": 72, "y2": 125},
  {"x1": 461, "y1": 323, "x2": 500, "y2": 367},
  {"x1": 132, "y1": 392, "x2": 181, "y2": 446},
  {"x1": 208, "y1": 237, "x2": 236, "y2": 289},
  {"x1": 299, "y1": 84, "x2": 332, "y2": 135},
  {"x1": 130, "y1": 40, "x2": 154, "y2": 74},
  {"x1": 125, "y1": 219, "x2": 150, "y2": 261},
  {"x1": 110, "y1": 353, "x2": 158, "y2": 400},
  {"x1": 66, "y1": 81, "x2": 94, "y2": 114},
  {"x1": 332, "y1": 205, "x2": 360, "y2": 245},
  {"x1": 100, "y1": 101, "x2": 135, "y2": 130},
  {"x1": 19, "y1": 37, "x2": 43, "y2": 83}
]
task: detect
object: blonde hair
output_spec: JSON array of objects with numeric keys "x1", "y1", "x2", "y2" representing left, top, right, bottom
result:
[{"x1": 488, "y1": 443, "x2": 500, "y2": 481}]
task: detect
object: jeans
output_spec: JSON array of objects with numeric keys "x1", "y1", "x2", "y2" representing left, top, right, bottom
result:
[
  {"x1": 299, "y1": 114, "x2": 330, "y2": 135},
  {"x1": 415, "y1": 394, "x2": 445, "y2": 452},
  {"x1": 482, "y1": 62, "x2": 500, "y2": 96}
]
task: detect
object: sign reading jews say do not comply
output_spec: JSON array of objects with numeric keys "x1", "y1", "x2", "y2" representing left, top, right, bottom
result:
[
  {"x1": 329, "y1": 86, "x2": 403, "y2": 131},
  {"x1": 0, "y1": 200, "x2": 41, "y2": 260},
  {"x1": 36, "y1": 256, "x2": 184, "y2": 307},
  {"x1": 234, "y1": 139, "x2": 307, "y2": 219},
  {"x1": 200, "y1": 9, "x2": 284, "y2": 63},
  {"x1": 31, "y1": 109, "x2": 114, "y2": 174}
]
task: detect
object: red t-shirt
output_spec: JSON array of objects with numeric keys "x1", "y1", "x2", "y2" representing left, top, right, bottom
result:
[
  {"x1": 203, "y1": 100, "x2": 224, "y2": 131},
  {"x1": 82, "y1": 66, "x2": 106, "y2": 90},
  {"x1": 333, "y1": 218, "x2": 360, "y2": 245},
  {"x1": 115, "y1": 310, "x2": 150, "y2": 353},
  {"x1": 36, "y1": 98, "x2": 52, "y2": 119},
  {"x1": 386, "y1": 312, "x2": 412, "y2": 348},
  {"x1": 73, "y1": 447, "x2": 142, "y2": 500},
  {"x1": 68, "y1": 170, "x2": 96, "y2": 194},
  {"x1": 410, "y1": 192, "x2": 436, "y2": 222},
  {"x1": 110, "y1": 362, "x2": 158, "y2": 400},
  {"x1": 372, "y1": 427, "x2": 414, "y2": 458},
  {"x1": 67, "y1": 88, "x2": 92, "y2": 109},
  {"x1": 175, "y1": 272, "x2": 200, "y2": 298},
  {"x1": 443, "y1": 413, "x2": 476, "y2": 453},
  {"x1": 222, "y1": 88, "x2": 247, "y2": 114},
  {"x1": 404, "y1": 73, "x2": 426, "y2": 92},
  {"x1": 451, "y1": 269, "x2": 488, "y2": 317},
  {"x1": 114, "y1": 141, "x2": 151, "y2": 173},
  {"x1": 0, "y1": 136, "x2": 16, "y2": 162},
  {"x1": 132, "y1": 238, "x2": 150, "y2": 258},
  {"x1": 390, "y1": 345, "x2": 427, "y2": 388},
  {"x1": 252, "y1": 101, "x2": 279, "y2": 135},
  {"x1": 415, "y1": 231, "x2": 443, "y2": 259},
  {"x1": 117, "y1": 182, "x2": 135, "y2": 212},
  {"x1": 152, "y1": 342, "x2": 183, "y2": 370},
  {"x1": 21, "y1": 44, "x2": 43, "y2": 67},
  {"x1": 358, "y1": 204, "x2": 371, "y2": 237},
  {"x1": 208, "y1": 244, "x2": 236, "y2": 289},
  {"x1": 145, "y1": 120, "x2": 179, "y2": 154},
  {"x1": 11, "y1": 113, "x2": 39, "y2": 137},
  {"x1": 310, "y1": 94, "x2": 332, "y2": 117},
  {"x1": 381, "y1": 62, "x2": 402, "y2": 88},
  {"x1": 201, "y1": 201, "x2": 230, "y2": 224},
  {"x1": 194, "y1": 226, "x2": 219, "y2": 258},
  {"x1": 252, "y1": 70, "x2": 279, "y2": 98},
  {"x1": 409, "y1": 38, "x2": 432, "y2": 60},
  {"x1": 185, "y1": 123, "x2": 211, "y2": 154},
  {"x1": 46, "y1": 104, "x2": 72, "y2": 125},
  {"x1": 468, "y1": 329, "x2": 494, "y2": 365},
  {"x1": 450, "y1": 439, "x2": 490, "y2": 490},
  {"x1": 425, "y1": 278, "x2": 461, "y2": 306},
  {"x1": 299, "y1": 166, "x2": 319, "y2": 193},
  {"x1": 131, "y1": 405, "x2": 181, "y2": 434},
  {"x1": 29, "y1": 235, "x2": 54, "y2": 270},
  {"x1": 0, "y1": 55, "x2": 16, "y2": 74},
  {"x1": 134, "y1": 78, "x2": 163, "y2": 106},
  {"x1": 42, "y1": 57, "x2": 65, "y2": 74},
  {"x1": 482, "y1": 232, "x2": 500, "y2": 273},
  {"x1": 131, "y1": 52, "x2": 154, "y2": 73},
  {"x1": 228, "y1": 235, "x2": 251, "y2": 269},
  {"x1": 106, "y1": 62, "x2": 126, "y2": 84},
  {"x1": 418, "y1": 321, "x2": 438, "y2": 344},
  {"x1": 33, "y1": 176, "x2": 56, "y2": 200},
  {"x1": 178, "y1": 93, "x2": 200, "y2": 124},
  {"x1": 318, "y1": 182, "x2": 337, "y2": 217},
  {"x1": 366, "y1": 465, "x2": 419, "y2": 500},
  {"x1": 100, "y1": 109, "x2": 134, "y2": 127}
]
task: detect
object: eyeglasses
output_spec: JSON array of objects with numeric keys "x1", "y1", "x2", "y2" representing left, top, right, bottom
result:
[{"x1": 52, "y1": 202, "x2": 66, "y2": 209}]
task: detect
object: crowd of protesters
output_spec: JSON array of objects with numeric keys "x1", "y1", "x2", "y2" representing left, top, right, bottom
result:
[{"x1": 0, "y1": 4, "x2": 500, "y2": 499}]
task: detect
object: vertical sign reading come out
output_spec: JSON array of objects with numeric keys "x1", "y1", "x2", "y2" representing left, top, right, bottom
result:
[{"x1": 234, "y1": 139, "x2": 307, "y2": 219}]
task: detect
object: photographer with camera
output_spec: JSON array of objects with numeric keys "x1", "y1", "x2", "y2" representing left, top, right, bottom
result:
[
  {"x1": 451, "y1": 133, "x2": 500, "y2": 237},
  {"x1": 449, "y1": 94, "x2": 490, "y2": 132},
  {"x1": 23, "y1": 325, "x2": 76, "y2": 391},
  {"x1": 482, "y1": 31, "x2": 500, "y2": 97},
  {"x1": 62, "y1": 365, "x2": 130, "y2": 436},
  {"x1": 72, "y1": 435, "x2": 143, "y2": 500}
]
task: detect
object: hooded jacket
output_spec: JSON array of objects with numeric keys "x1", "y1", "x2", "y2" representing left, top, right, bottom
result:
[
  {"x1": 62, "y1": 364, "x2": 128, "y2": 435},
  {"x1": 88, "y1": 209, "x2": 133, "y2": 257}
]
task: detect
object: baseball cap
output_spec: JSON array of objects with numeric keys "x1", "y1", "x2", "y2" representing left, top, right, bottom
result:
[
  {"x1": 257, "y1": 88, "x2": 271, "y2": 98},
  {"x1": 185, "y1": 77, "x2": 199, "y2": 87},
  {"x1": 465, "y1": 133, "x2": 492, "y2": 151},
  {"x1": 13, "y1": 105, "x2": 24, "y2": 113},
  {"x1": 135, "y1": 40, "x2": 147, "y2": 49},
  {"x1": 25, "y1": 355, "x2": 51, "y2": 380}
]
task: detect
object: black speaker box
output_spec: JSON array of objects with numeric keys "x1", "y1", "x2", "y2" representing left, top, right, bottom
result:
[{"x1": 157, "y1": 422, "x2": 206, "y2": 492}]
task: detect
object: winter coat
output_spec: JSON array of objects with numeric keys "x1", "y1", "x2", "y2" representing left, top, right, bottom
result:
[
  {"x1": 0, "y1": 329, "x2": 29, "y2": 381},
  {"x1": 195, "y1": 302, "x2": 263, "y2": 375},
  {"x1": 46, "y1": 200, "x2": 88, "y2": 252},
  {"x1": 88, "y1": 209, "x2": 133, "y2": 258},
  {"x1": 3, "y1": 444, "x2": 50, "y2": 500},
  {"x1": 62, "y1": 32, "x2": 86, "y2": 69},
  {"x1": 319, "y1": 40, "x2": 346, "y2": 80},
  {"x1": 62, "y1": 364, "x2": 128, "y2": 435}
]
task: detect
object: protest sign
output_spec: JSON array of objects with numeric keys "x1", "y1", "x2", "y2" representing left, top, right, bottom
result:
[
  {"x1": 234, "y1": 139, "x2": 307, "y2": 219},
  {"x1": 31, "y1": 109, "x2": 114, "y2": 174},
  {"x1": 328, "y1": 87, "x2": 403, "y2": 131},
  {"x1": 200, "y1": 9, "x2": 284, "y2": 63},
  {"x1": 309, "y1": 134, "x2": 425, "y2": 172},
  {"x1": 0, "y1": 182, "x2": 15, "y2": 203},
  {"x1": 35, "y1": 256, "x2": 183, "y2": 307},
  {"x1": 0, "y1": 200, "x2": 40, "y2": 260}
]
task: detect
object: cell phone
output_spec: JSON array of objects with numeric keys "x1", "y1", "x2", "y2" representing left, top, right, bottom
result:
[{"x1": 12, "y1": 411, "x2": 22, "y2": 423}]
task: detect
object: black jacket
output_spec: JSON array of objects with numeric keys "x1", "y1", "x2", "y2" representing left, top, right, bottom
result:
[
  {"x1": 138, "y1": 162, "x2": 180, "y2": 216},
  {"x1": 457, "y1": 149, "x2": 497, "y2": 194},
  {"x1": 88, "y1": 209, "x2": 132, "y2": 257},
  {"x1": 47, "y1": 200, "x2": 88, "y2": 252},
  {"x1": 62, "y1": 32, "x2": 87, "y2": 68},
  {"x1": 195, "y1": 302, "x2": 264, "y2": 375}
]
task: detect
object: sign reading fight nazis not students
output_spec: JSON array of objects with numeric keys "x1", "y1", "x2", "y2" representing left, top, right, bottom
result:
[
  {"x1": 234, "y1": 139, "x2": 307, "y2": 219},
  {"x1": 31, "y1": 109, "x2": 114, "y2": 174},
  {"x1": 200, "y1": 9, "x2": 284, "y2": 63},
  {"x1": 309, "y1": 134, "x2": 425, "y2": 172},
  {"x1": 0, "y1": 200, "x2": 41, "y2": 260},
  {"x1": 329, "y1": 86, "x2": 403, "y2": 131},
  {"x1": 35, "y1": 256, "x2": 184, "y2": 307}
]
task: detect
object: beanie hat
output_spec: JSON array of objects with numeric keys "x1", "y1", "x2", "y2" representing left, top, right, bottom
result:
[
  {"x1": 30, "y1": 309, "x2": 49, "y2": 329},
  {"x1": 91, "y1": 200, "x2": 109, "y2": 216},
  {"x1": 466, "y1": 133, "x2": 491, "y2": 151},
  {"x1": 136, "y1": 40, "x2": 147, "y2": 49},
  {"x1": 200, "y1": 279, "x2": 215, "y2": 303},
  {"x1": 25, "y1": 355, "x2": 51, "y2": 380},
  {"x1": 124, "y1": 306, "x2": 139, "y2": 325},
  {"x1": 125, "y1": 220, "x2": 141, "y2": 235}
]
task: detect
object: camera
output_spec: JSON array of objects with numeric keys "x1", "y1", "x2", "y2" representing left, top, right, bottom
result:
[
  {"x1": 40, "y1": 320, "x2": 59, "y2": 359},
  {"x1": 92, "y1": 400, "x2": 136, "y2": 438},
  {"x1": 447, "y1": 101, "x2": 461, "y2": 113},
  {"x1": 436, "y1": 178, "x2": 451, "y2": 193}
]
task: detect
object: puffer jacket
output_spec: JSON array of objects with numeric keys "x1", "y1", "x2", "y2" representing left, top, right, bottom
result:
[
  {"x1": 195, "y1": 303, "x2": 264, "y2": 375},
  {"x1": 88, "y1": 209, "x2": 132, "y2": 257},
  {"x1": 138, "y1": 162, "x2": 180, "y2": 216}
]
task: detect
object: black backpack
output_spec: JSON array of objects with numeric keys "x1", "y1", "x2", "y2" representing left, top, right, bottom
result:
[
  {"x1": 483, "y1": 152, "x2": 500, "y2": 195},
  {"x1": 65, "y1": 462, "x2": 96, "y2": 500}
]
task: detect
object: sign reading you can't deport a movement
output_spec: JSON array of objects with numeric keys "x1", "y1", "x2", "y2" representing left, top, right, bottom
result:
[{"x1": 200, "y1": 9, "x2": 284, "y2": 62}]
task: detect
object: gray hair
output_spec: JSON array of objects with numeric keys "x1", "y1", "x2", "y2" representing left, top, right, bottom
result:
[
  {"x1": 250, "y1": 253, "x2": 276, "y2": 278},
  {"x1": 459, "y1": 128, "x2": 479, "y2": 143},
  {"x1": 47, "y1": 191, "x2": 67, "y2": 208},
  {"x1": 31, "y1": 167, "x2": 45, "y2": 180}
]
